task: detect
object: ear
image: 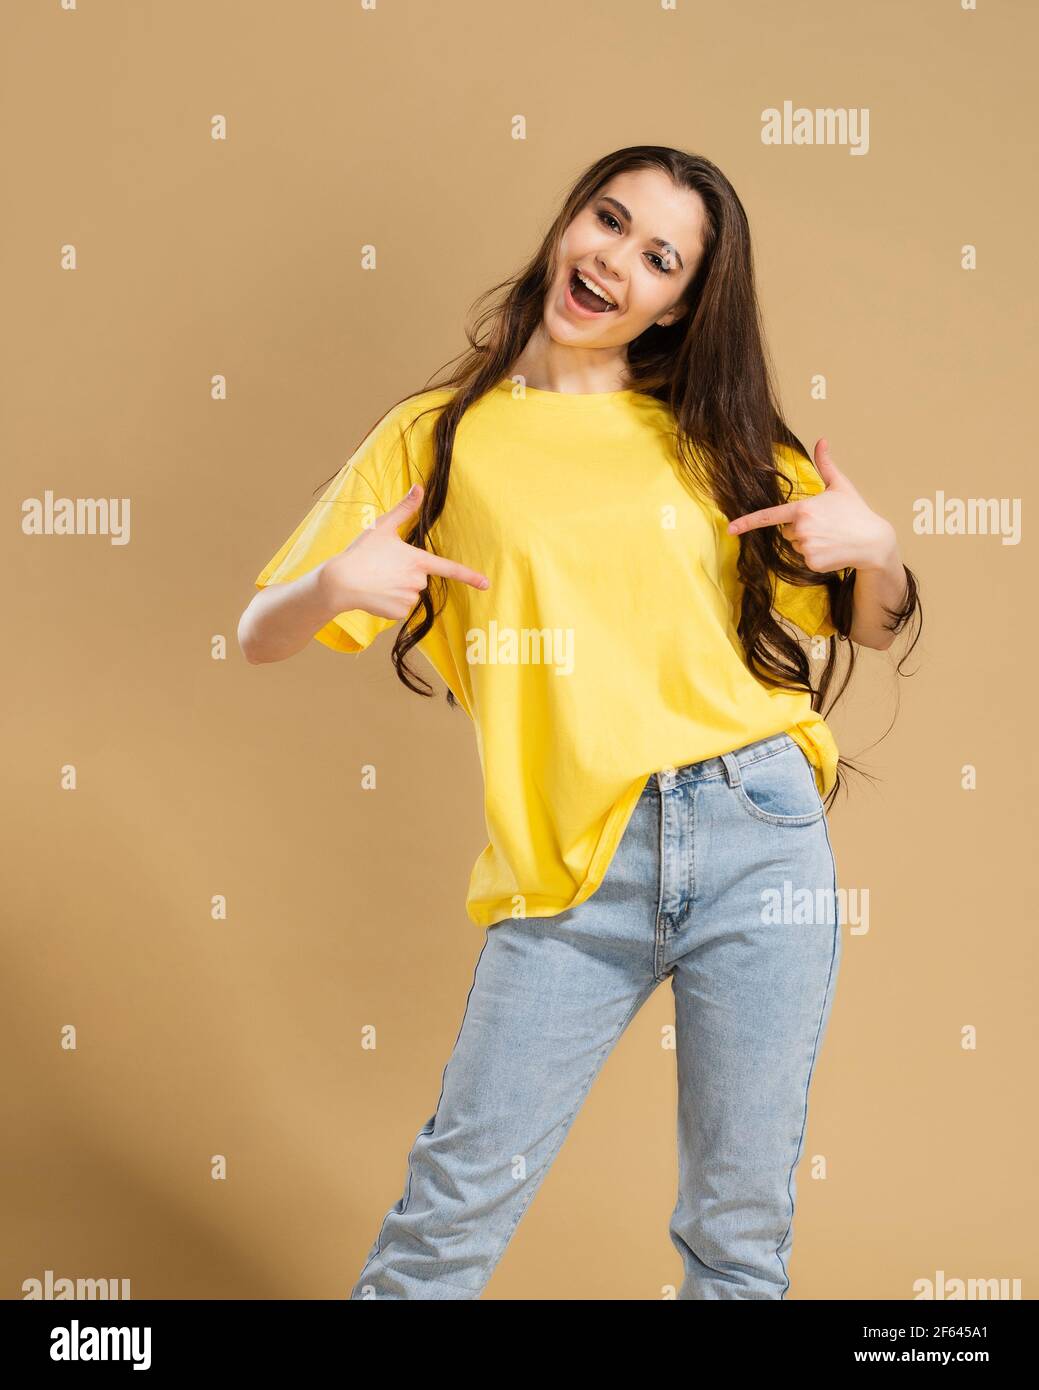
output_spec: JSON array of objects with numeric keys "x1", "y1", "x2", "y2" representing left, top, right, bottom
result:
[{"x1": 656, "y1": 301, "x2": 688, "y2": 328}]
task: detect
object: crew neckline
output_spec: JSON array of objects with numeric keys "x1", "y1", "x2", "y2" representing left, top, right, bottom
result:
[{"x1": 495, "y1": 376, "x2": 641, "y2": 404}]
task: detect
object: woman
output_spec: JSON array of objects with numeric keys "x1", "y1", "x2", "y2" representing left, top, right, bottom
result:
[{"x1": 239, "y1": 145, "x2": 921, "y2": 1299}]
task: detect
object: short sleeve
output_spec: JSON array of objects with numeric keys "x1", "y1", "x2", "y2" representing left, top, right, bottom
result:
[
  {"x1": 770, "y1": 444, "x2": 850, "y2": 639},
  {"x1": 254, "y1": 416, "x2": 410, "y2": 654}
]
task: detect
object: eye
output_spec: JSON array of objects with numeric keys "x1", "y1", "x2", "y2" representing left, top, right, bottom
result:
[{"x1": 595, "y1": 210, "x2": 674, "y2": 274}]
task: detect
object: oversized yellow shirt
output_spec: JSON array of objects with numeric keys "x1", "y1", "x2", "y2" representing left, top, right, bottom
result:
[{"x1": 255, "y1": 378, "x2": 844, "y2": 929}]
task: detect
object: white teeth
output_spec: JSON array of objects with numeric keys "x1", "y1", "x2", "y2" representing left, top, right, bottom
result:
[{"x1": 575, "y1": 269, "x2": 617, "y2": 308}]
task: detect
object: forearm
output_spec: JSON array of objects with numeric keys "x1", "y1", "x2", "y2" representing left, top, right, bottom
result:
[
  {"x1": 848, "y1": 529, "x2": 909, "y2": 650},
  {"x1": 238, "y1": 562, "x2": 356, "y2": 664}
]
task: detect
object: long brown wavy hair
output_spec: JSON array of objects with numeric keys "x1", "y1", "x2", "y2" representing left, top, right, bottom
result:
[{"x1": 318, "y1": 145, "x2": 921, "y2": 808}]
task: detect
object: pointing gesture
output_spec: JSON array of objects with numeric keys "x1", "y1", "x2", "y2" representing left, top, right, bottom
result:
[
  {"x1": 320, "y1": 482, "x2": 490, "y2": 622},
  {"x1": 726, "y1": 438, "x2": 896, "y2": 574}
]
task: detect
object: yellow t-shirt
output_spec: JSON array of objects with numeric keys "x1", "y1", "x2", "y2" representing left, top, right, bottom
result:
[{"x1": 255, "y1": 378, "x2": 845, "y2": 929}]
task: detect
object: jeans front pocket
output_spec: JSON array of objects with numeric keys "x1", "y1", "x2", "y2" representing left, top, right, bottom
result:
[{"x1": 731, "y1": 741, "x2": 825, "y2": 827}]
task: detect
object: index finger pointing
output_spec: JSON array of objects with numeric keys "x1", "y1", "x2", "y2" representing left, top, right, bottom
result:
[
  {"x1": 727, "y1": 500, "x2": 800, "y2": 535},
  {"x1": 420, "y1": 548, "x2": 491, "y2": 591}
]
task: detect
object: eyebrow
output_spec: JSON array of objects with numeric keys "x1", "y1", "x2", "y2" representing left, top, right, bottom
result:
[{"x1": 599, "y1": 196, "x2": 685, "y2": 272}]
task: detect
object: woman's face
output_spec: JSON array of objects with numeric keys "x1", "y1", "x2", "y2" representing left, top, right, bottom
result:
[{"x1": 547, "y1": 167, "x2": 708, "y2": 348}]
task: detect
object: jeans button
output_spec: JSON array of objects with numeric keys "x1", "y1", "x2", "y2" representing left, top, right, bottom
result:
[{"x1": 658, "y1": 765, "x2": 676, "y2": 788}]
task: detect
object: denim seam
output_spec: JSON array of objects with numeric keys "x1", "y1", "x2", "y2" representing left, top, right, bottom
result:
[
  {"x1": 727, "y1": 746, "x2": 825, "y2": 828},
  {"x1": 775, "y1": 809, "x2": 841, "y2": 1300},
  {"x1": 671, "y1": 737, "x2": 796, "y2": 791},
  {"x1": 732, "y1": 794, "x2": 824, "y2": 829},
  {"x1": 655, "y1": 779, "x2": 670, "y2": 976},
  {"x1": 684, "y1": 785, "x2": 694, "y2": 917}
]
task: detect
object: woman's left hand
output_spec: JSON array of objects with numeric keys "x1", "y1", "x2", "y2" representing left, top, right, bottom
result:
[{"x1": 726, "y1": 439, "x2": 899, "y2": 574}]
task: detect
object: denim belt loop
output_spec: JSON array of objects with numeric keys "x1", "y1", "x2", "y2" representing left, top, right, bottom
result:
[{"x1": 720, "y1": 750, "x2": 742, "y2": 789}]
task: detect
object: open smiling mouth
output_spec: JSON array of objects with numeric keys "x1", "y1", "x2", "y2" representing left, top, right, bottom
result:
[{"x1": 569, "y1": 267, "x2": 619, "y2": 313}]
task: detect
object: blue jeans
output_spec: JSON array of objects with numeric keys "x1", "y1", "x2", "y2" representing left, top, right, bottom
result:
[{"x1": 349, "y1": 730, "x2": 843, "y2": 1300}]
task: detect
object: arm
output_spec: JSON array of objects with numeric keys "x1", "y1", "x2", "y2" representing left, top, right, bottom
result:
[
  {"x1": 239, "y1": 564, "x2": 367, "y2": 664},
  {"x1": 846, "y1": 529, "x2": 909, "y2": 651},
  {"x1": 728, "y1": 438, "x2": 910, "y2": 652},
  {"x1": 240, "y1": 482, "x2": 489, "y2": 664}
]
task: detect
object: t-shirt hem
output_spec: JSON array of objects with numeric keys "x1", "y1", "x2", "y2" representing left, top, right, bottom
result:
[
  {"x1": 464, "y1": 773, "x2": 650, "y2": 929},
  {"x1": 464, "y1": 722, "x2": 838, "y2": 928}
]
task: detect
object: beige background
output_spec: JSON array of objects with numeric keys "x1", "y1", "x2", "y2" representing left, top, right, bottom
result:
[{"x1": 3, "y1": 0, "x2": 1034, "y2": 1300}]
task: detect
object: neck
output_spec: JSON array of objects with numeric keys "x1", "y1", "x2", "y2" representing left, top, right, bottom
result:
[{"x1": 508, "y1": 331, "x2": 631, "y2": 395}]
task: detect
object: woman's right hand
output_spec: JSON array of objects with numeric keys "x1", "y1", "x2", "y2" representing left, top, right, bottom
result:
[{"x1": 318, "y1": 482, "x2": 490, "y2": 621}]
